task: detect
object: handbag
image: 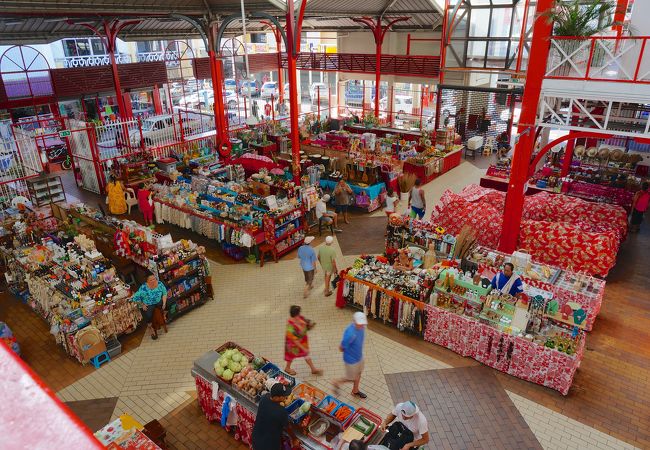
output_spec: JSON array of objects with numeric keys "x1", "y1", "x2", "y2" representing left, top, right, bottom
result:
[{"x1": 380, "y1": 422, "x2": 415, "y2": 450}]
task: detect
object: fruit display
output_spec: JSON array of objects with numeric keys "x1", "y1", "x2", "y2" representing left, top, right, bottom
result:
[
  {"x1": 279, "y1": 392, "x2": 296, "y2": 407},
  {"x1": 232, "y1": 366, "x2": 268, "y2": 399},
  {"x1": 213, "y1": 348, "x2": 250, "y2": 382},
  {"x1": 293, "y1": 383, "x2": 326, "y2": 406}
]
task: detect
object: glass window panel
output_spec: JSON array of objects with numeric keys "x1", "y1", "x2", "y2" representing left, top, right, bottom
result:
[
  {"x1": 63, "y1": 40, "x2": 78, "y2": 57},
  {"x1": 91, "y1": 38, "x2": 106, "y2": 55},
  {"x1": 76, "y1": 40, "x2": 91, "y2": 56},
  {"x1": 489, "y1": 8, "x2": 513, "y2": 38},
  {"x1": 470, "y1": 9, "x2": 491, "y2": 37}
]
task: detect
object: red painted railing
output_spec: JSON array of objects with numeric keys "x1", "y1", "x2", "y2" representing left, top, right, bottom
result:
[
  {"x1": 281, "y1": 53, "x2": 441, "y2": 78},
  {"x1": 545, "y1": 36, "x2": 650, "y2": 84}
]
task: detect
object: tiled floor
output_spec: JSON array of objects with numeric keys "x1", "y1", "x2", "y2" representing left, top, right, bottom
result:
[
  {"x1": 2, "y1": 162, "x2": 649, "y2": 449},
  {"x1": 385, "y1": 367, "x2": 542, "y2": 450},
  {"x1": 64, "y1": 397, "x2": 120, "y2": 432}
]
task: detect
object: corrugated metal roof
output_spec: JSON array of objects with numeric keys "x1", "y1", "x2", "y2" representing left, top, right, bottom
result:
[{"x1": 0, "y1": 0, "x2": 444, "y2": 44}]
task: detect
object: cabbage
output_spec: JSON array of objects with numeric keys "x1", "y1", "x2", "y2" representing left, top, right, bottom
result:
[
  {"x1": 224, "y1": 349, "x2": 235, "y2": 358},
  {"x1": 222, "y1": 369, "x2": 234, "y2": 380},
  {"x1": 240, "y1": 356, "x2": 249, "y2": 367},
  {"x1": 218, "y1": 357, "x2": 229, "y2": 368},
  {"x1": 215, "y1": 366, "x2": 224, "y2": 376},
  {"x1": 229, "y1": 361, "x2": 242, "y2": 373},
  {"x1": 231, "y1": 352, "x2": 242, "y2": 362}
]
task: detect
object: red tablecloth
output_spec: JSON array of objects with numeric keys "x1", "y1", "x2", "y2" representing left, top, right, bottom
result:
[
  {"x1": 232, "y1": 155, "x2": 288, "y2": 178},
  {"x1": 195, "y1": 375, "x2": 255, "y2": 446},
  {"x1": 424, "y1": 304, "x2": 585, "y2": 395}
]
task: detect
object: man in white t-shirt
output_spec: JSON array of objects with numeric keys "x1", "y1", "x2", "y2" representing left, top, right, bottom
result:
[
  {"x1": 379, "y1": 401, "x2": 429, "y2": 450},
  {"x1": 315, "y1": 194, "x2": 342, "y2": 232}
]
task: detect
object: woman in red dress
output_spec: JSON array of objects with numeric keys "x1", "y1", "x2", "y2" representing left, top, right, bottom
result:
[
  {"x1": 137, "y1": 183, "x2": 155, "y2": 226},
  {"x1": 284, "y1": 305, "x2": 323, "y2": 376}
]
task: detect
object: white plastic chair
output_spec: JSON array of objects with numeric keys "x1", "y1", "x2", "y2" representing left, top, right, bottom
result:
[{"x1": 125, "y1": 188, "x2": 138, "y2": 214}]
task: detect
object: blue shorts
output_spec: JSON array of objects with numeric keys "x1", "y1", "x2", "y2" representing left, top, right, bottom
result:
[
  {"x1": 410, "y1": 206, "x2": 425, "y2": 219},
  {"x1": 335, "y1": 204, "x2": 348, "y2": 213}
]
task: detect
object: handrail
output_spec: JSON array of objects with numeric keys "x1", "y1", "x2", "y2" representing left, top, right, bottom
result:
[{"x1": 545, "y1": 36, "x2": 650, "y2": 84}]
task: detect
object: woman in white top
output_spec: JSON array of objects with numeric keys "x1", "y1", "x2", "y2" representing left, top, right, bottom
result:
[{"x1": 384, "y1": 188, "x2": 399, "y2": 236}]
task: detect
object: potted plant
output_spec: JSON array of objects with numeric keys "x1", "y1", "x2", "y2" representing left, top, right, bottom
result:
[
  {"x1": 545, "y1": 0, "x2": 620, "y2": 77},
  {"x1": 362, "y1": 113, "x2": 379, "y2": 129}
]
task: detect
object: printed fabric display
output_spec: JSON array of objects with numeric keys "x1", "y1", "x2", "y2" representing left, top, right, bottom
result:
[{"x1": 432, "y1": 184, "x2": 626, "y2": 276}]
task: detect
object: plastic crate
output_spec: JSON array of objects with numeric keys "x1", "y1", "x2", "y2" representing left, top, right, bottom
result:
[
  {"x1": 330, "y1": 402, "x2": 355, "y2": 424},
  {"x1": 215, "y1": 341, "x2": 254, "y2": 360},
  {"x1": 260, "y1": 362, "x2": 280, "y2": 378},
  {"x1": 105, "y1": 337, "x2": 121, "y2": 359},
  {"x1": 317, "y1": 395, "x2": 341, "y2": 416},
  {"x1": 293, "y1": 383, "x2": 326, "y2": 406},
  {"x1": 286, "y1": 399, "x2": 309, "y2": 424},
  {"x1": 343, "y1": 408, "x2": 382, "y2": 442}
]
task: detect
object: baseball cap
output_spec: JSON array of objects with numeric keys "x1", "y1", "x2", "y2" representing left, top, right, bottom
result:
[
  {"x1": 270, "y1": 382, "x2": 291, "y2": 397},
  {"x1": 322, "y1": 194, "x2": 331, "y2": 202},
  {"x1": 353, "y1": 311, "x2": 368, "y2": 325},
  {"x1": 398, "y1": 401, "x2": 417, "y2": 417},
  {"x1": 304, "y1": 236, "x2": 315, "y2": 244},
  {"x1": 325, "y1": 236, "x2": 334, "y2": 244}
]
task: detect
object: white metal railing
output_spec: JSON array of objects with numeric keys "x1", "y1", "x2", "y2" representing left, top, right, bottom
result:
[
  {"x1": 546, "y1": 36, "x2": 650, "y2": 84},
  {"x1": 59, "y1": 54, "x2": 132, "y2": 68},
  {"x1": 0, "y1": 129, "x2": 43, "y2": 185}
]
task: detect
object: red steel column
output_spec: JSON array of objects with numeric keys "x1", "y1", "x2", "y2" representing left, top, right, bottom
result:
[
  {"x1": 375, "y1": 20, "x2": 382, "y2": 117},
  {"x1": 209, "y1": 49, "x2": 229, "y2": 152},
  {"x1": 287, "y1": 0, "x2": 307, "y2": 182},
  {"x1": 153, "y1": 84, "x2": 163, "y2": 115},
  {"x1": 499, "y1": 0, "x2": 554, "y2": 253}
]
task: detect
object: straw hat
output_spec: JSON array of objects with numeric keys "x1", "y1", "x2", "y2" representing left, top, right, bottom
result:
[
  {"x1": 629, "y1": 154, "x2": 643, "y2": 165},
  {"x1": 597, "y1": 147, "x2": 610, "y2": 160},
  {"x1": 587, "y1": 147, "x2": 598, "y2": 158},
  {"x1": 609, "y1": 148, "x2": 624, "y2": 161},
  {"x1": 575, "y1": 145, "x2": 586, "y2": 158}
]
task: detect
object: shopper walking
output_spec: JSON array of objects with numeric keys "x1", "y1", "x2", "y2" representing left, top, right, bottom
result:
[
  {"x1": 315, "y1": 194, "x2": 342, "y2": 232},
  {"x1": 137, "y1": 183, "x2": 155, "y2": 226},
  {"x1": 333, "y1": 179, "x2": 354, "y2": 224},
  {"x1": 384, "y1": 188, "x2": 399, "y2": 235},
  {"x1": 378, "y1": 401, "x2": 430, "y2": 450},
  {"x1": 251, "y1": 383, "x2": 299, "y2": 450},
  {"x1": 284, "y1": 305, "x2": 323, "y2": 376},
  {"x1": 630, "y1": 181, "x2": 650, "y2": 233},
  {"x1": 332, "y1": 311, "x2": 368, "y2": 399},
  {"x1": 297, "y1": 236, "x2": 318, "y2": 298},
  {"x1": 106, "y1": 175, "x2": 127, "y2": 215},
  {"x1": 408, "y1": 179, "x2": 426, "y2": 220},
  {"x1": 318, "y1": 236, "x2": 338, "y2": 297},
  {"x1": 131, "y1": 274, "x2": 167, "y2": 340}
]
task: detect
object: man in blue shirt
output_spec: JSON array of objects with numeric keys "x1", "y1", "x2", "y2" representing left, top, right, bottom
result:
[
  {"x1": 297, "y1": 236, "x2": 318, "y2": 298},
  {"x1": 332, "y1": 311, "x2": 368, "y2": 399},
  {"x1": 490, "y1": 262, "x2": 524, "y2": 296}
]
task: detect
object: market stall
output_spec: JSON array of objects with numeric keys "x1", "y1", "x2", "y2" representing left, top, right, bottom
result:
[
  {"x1": 95, "y1": 414, "x2": 162, "y2": 450},
  {"x1": 339, "y1": 255, "x2": 587, "y2": 395},
  {"x1": 3, "y1": 234, "x2": 141, "y2": 363},
  {"x1": 192, "y1": 343, "x2": 384, "y2": 449}
]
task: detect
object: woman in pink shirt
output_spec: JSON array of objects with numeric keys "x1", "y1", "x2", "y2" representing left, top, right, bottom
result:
[
  {"x1": 137, "y1": 183, "x2": 155, "y2": 226},
  {"x1": 630, "y1": 181, "x2": 650, "y2": 233}
]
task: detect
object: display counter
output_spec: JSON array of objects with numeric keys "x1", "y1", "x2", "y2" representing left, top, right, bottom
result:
[
  {"x1": 343, "y1": 124, "x2": 421, "y2": 141},
  {"x1": 319, "y1": 179, "x2": 386, "y2": 212},
  {"x1": 192, "y1": 347, "x2": 384, "y2": 449},
  {"x1": 339, "y1": 256, "x2": 586, "y2": 395},
  {"x1": 402, "y1": 147, "x2": 463, "y2": 184}
]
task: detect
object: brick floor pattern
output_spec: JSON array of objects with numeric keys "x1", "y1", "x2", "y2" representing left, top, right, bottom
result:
[{"x1": 386, "y1": 367, "x2": 543, "y2": 450}]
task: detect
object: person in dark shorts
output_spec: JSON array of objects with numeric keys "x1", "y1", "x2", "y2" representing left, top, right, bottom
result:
[
  {"x1": 130, "y1": 274, "x2": 167, "y2": 340},
  {"x1": 297, "y1": 236, "x2": 317, "y2": 298},
  {"x1": 251, "y1": 383, "x2": 298, "y2": 450},
  {"x1": 333, "y1": 178, "x2": 353, "y2": 224}
]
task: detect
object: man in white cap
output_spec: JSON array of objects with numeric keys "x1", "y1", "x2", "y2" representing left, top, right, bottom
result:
[
  {"x1": 332, "y1": 311, "x2": 368, "y2": 399},
  {"x1": 315, "y1": 194, "x2": 342, "y2": 232},
  {"x1": 379, "y1": 400, "x2": 430, "y2": 449},
  {"x1": 318, "y1": 236, "x2": 338, "y2": 297},
  {"x1": 297, "y1": 236, "x2": 317, "y2": 298}
]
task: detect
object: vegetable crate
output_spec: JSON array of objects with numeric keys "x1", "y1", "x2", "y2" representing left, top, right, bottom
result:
[
  {"x1": 216, "y1": 341, "x2": 255, "y2": 360},
  {"x1": 343, "y1": 408, "x2": 382, "y2": 442},
  {"x1": 293, "y1": 383, "x2": 326, "y2": 406},
  {"x1": 317, "y1": 396, "x2": 355, "y2": 424},
  {"x1": 286, "y1": 399, "x2": 309, "y2": 424},
  {"x1": 260, "y1": 362, "x2": 297, "y2": 389}
]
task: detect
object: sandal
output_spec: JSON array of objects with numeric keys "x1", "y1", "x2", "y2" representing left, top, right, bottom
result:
[
  {"x1": 285, "y1": 368, "x2": 297, "y2": 375},
  {"x1": 151, "y1": 334, "x2": 158, "y2": 340},
  {"x1": 352, "y1": 391, "x2": 367, "y2": 399}
]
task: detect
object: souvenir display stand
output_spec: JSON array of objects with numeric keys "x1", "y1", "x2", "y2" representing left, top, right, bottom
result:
[
  {"x1": 3, "y1": 234, "x2": 141, "y2": 363},
  {"x1": 119, "y1": 159, "x2": 157, "y2": 192},
  {"x1": 148, "y1": 241, "x2": 212, "y2": 323},
  {"x1": 432, "y1": 184, "x2": 627, "y2": 277},
  {"x1": 339, "y1": 256, "x2": 587, "y2": 395},
  {"x1": 0, "y1": 321, "x2": 20, "y2": 355},
  {"x1": 54, "y1": 203, "x2": 213, "y2": 324},
  {"x1": 153, "y1": 173, "x2": 306, "y2": 261},
  {"x1": 385, "y1": 218, "x2": 455, "y2": 263},
  {"x1": 192, "y1": 343, "x2": 384, "y2": 449},
  {"x1": 95, "y1": 414, "x2": 162, "y2": 450}
]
